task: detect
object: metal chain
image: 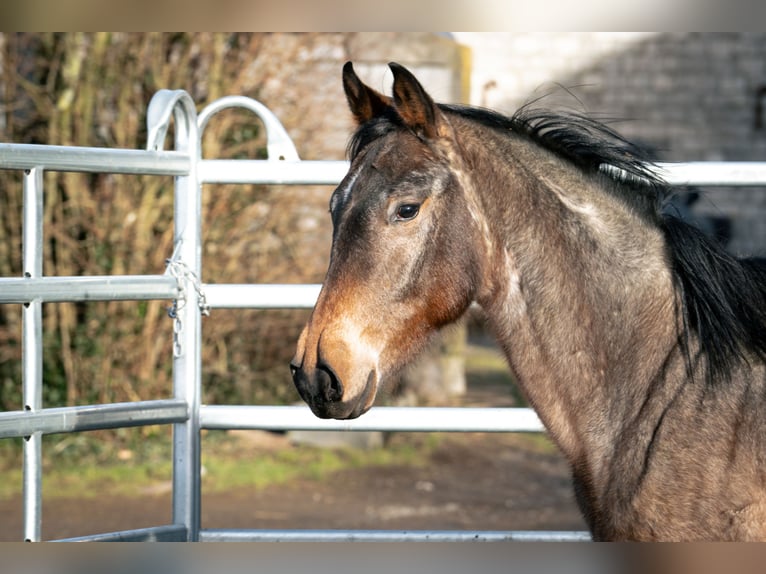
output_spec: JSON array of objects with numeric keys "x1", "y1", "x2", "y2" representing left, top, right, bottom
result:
[
  {"x1": 171, "y1": 309, "x2": 183, "y2": 358},
  {"x1": 165, "y1": 256, "x2": 210, "y2": 357}
]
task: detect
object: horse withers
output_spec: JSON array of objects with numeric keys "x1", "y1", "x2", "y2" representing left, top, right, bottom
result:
[{"x1": 290, "y1": 62, "x2": 766, "y2": 541}]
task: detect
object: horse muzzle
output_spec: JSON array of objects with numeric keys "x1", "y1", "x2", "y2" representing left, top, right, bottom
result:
[{"x1": 290, "y1": 360, "x2": 378, "y2": 420}]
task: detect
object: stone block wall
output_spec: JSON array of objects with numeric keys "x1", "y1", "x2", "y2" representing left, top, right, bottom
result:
[{"x1": 454, "y1": 32, "x2": 766, "y2": 256}]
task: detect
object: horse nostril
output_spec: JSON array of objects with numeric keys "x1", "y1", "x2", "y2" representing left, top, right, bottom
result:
[{"x1": 317, "y1": 363, "x2": 343, "y2": 401}]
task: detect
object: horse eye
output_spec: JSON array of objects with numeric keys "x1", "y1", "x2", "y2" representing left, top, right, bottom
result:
[{"x1": 395, "y1": 203, "x2": 420, "y2": 221}]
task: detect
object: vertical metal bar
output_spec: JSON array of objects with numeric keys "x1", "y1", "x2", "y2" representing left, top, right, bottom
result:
[
  {"x1": 22, "y1": 168, "x2": 44, "y2": 542},
  {"x1": 166, "y1": 94, "x2": 202, "y2": 541}
]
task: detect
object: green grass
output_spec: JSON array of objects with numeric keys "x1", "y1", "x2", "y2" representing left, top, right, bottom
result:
[
  {"x1": 0, "y1": 430, "x2": 439, "y2": 501},
  {"x1": 0, "y1": 341, "x2": 538, "y2": 501},
  {"x1": 200, "y1": 431, "x2": 440, "y2": 494},
  {"x1": 463, "y1": 343, "x2": 528, "y2": 406},
  {"x1": 0, "y1": 431, "x2": 174, "y2": 500},
  {"x1": 0, "y1": 429, "x2": 559, "y2": 502},
  {"x1": 464, "y1": 343, "x2": 509, "y2": 372}
]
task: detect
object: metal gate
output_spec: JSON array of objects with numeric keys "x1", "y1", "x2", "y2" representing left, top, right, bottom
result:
[{"x1": 1, "y1": 90, "x2": 765, "y2": 542}]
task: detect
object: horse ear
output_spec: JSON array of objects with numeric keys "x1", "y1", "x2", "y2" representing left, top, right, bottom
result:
[
  {"x1": 389, "y1": 62, "x2": 441, "y2": 140},
  {"x1": 342, "y1": 61, "x2": 392, "y2": 125}
]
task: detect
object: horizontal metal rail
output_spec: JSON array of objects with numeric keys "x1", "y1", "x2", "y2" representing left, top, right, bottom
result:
[
  {"x1": 0, "y1": 275, "x2": 178, "y2": 304},
  {"x1": 0, "y1": 143, "x2": 189, "y2": 175},
  {"x1": 4, "y1": 143, "x2": 766, "y2": 188},
  {"x1": 55, "y1": 524, "x2": 188, "y2": 542},
  {"x1": 656, "y1": 161, "x2": 766, "y2": 186},
  {"x1": 199, "y1": 159, "x2": 349, "y2": 185},
  {"x1": 202, "y1": 159, "x2": 766, "y2": 187},
  {"x1": 200, "y1": 405, "x2": 544, "y2": 433},
  {"x1": 199, "y1": 529, "x2": 592, "y2": 542},
  {"x1": 204, "y1": 283, "x2": 321, "y2": 309},
  {"x1": 0, "y1": 399, "x2": 188, "y2": 439},
  {"x1": 55, "y1": 526, "x2": 592, "y2": 543}
]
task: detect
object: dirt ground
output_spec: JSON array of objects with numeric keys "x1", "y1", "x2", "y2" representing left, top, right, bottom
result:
[
  {"x1": 0, "y1": 344, "x2": 588, "y2": 541},
  {"x1": 0, "y1": 430, "x2": 586, "y2": 541}
]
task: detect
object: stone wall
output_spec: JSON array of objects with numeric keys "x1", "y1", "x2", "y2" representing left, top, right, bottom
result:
[
  {"x1": 454, "y1": 32, "x2": 766, "y2": 256},
  {"x1": 247, "y1": 33, "x2": 468, "y2": 163},
  {"x1": 275, "y1": 32, "x2": 766, "y2": 257}
]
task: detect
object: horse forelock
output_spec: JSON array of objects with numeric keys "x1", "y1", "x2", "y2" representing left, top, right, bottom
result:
[{"x1": 347, "y1": 113, "x2": 400, "y2": 160}]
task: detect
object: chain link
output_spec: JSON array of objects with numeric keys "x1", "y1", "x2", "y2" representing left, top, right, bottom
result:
[{"x1": 165, "y1": 255, "x2": 210, "y2": 357}]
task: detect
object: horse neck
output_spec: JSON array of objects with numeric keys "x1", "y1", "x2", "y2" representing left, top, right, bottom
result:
[{"x1": 465, "y1": 133, "x2": 679, "y2": 466}]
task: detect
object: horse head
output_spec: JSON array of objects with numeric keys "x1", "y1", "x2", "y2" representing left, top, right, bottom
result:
[{"x1": 290, "y1": 62, "x2": 483, "y2": 419}]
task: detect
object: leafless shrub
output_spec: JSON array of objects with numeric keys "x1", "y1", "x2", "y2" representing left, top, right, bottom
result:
[{"x1": 0, "y1": 33, "x2": 341, "y2": 409}]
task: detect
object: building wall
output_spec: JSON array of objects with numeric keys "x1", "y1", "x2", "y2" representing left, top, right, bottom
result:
[
  {"x1": 245, "y1": 33, "x2": 468, "y2": 164},
  {"x1": 454, "y1": 32, "x2": 766, "y2": 256}
]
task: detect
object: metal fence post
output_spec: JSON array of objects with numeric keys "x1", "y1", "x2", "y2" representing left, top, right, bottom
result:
[
  {"x1": 22, "y1": 167, "x2": 44, "y2": 542},
  {"x1": 147, "y1": 90, "x2": 203, "y2": 542}
]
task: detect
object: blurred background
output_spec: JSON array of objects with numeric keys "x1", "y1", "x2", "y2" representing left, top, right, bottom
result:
[
  {"x1": 1, "y1": 33, "x2": 765, "y2": 538},
  {"x1": 2, "y1": 32, "x2": 765, "y2": 413}
]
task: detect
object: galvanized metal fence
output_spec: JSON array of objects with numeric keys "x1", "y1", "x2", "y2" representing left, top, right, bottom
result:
[{"x1": 1, "y1": 90, "x2": 765, "y2": 542}]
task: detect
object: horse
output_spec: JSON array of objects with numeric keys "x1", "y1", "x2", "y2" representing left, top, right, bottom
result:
[{"x1": 290, "y1": 61, "x2": 766, "y2": 541}]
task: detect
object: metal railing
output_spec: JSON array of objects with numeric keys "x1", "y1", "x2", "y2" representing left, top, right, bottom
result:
[{"x1": 1, "y1": 90, "x2": 765, "y2": 542}]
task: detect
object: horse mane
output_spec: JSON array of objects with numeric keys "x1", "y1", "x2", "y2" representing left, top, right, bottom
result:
[
  {"x1": 661, "y1": 222, "x2": 766, "y2": 383},
  {"x1": 347, "y1": 102, "x2": 766, "y2": 384},
  {"x1": 451, "y1": 103, "x2": 665, "y2": 189}
]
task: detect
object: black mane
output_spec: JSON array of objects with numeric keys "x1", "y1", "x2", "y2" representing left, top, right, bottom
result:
[
  {"x1": 446, "y1": 103, "x2": 665, "y2": 191},
  {"x1": 347, "y1": 102, "x2": 766, "y2": 384}
]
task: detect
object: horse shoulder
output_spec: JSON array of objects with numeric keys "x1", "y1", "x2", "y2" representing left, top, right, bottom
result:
[{"x1": 598, "y1": 360, "x2": 766, "y2": 540}]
